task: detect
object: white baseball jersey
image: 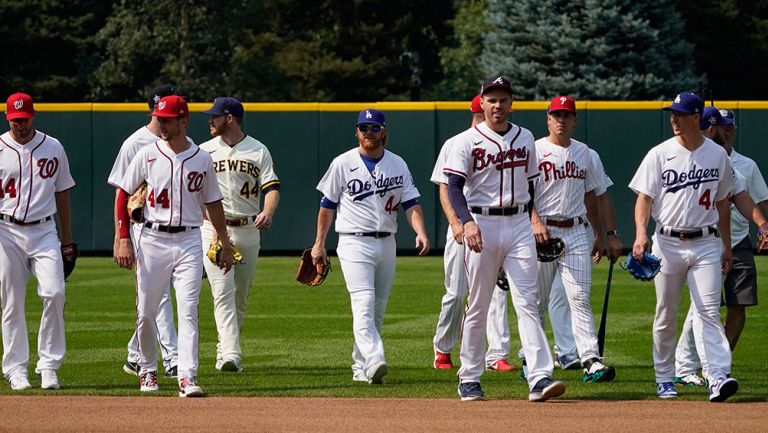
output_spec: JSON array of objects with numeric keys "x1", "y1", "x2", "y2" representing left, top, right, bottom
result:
[
  {"x1": 199, "y1": 135, "x2": 280, "y2": 218},
  {"x1": 108, "y1": 126, "x2": 159, "y2": 188},
  {"x1": 0, "y1": 131, "x2": 76, "y2": 221},
  {"x1": 588, "y1": 148, "x2": 612, "y2": 195},
  {"x1": 629, "y1": 137, "x2": 734, "y2": 229},
  {"x1": 317, "y1": 148, "x2": 420, "y2": 234},
  {"x1": 119, "y1": 141, "x2": 223, "y2": 227},
  {"x1": 443, "y1": 122, "x2": 538, "y2": 207},
  {"x1": 534, "y1": 138, "x2": 600, "y2": 219},
  {"x1": 730, "y1": 150, "x2": 768, "y2": 244}
]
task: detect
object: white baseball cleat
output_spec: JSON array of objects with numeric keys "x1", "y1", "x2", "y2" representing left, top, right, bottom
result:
[
  {"x1": 352, "y1": 369, "x2": 367, "y2": 382},
  {"x1": 219, "y1": 359, "x2": 243, "y2": 373},
  {"x1": 38, "y1": 370, "x2": 60, "y2": 390},
  {"x1": 367, "y1": 361, "x2": 388, "y2": 385},
  {"x1": 9, "y1": 375, "x2": 32, "y2": 391},
  {"x1": 178, "y1": 376, "x2": 204, "y2": 398},
  {"x1": 139, "y1": 370, "x2": 159, "y2": 392}
]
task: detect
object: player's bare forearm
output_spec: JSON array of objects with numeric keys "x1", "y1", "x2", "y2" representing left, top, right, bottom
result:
[
  {"x1": 597, "y1": 192, "x2": 623, "y2": 258},
  {"x1": 312, "y1": 207, "x2": 334, "y2": 264},
  {"x1": 716, "y1": 198, "x2": 733, "y2": 273},
  {"x1": 405, "y1": 205, "x2": 430, "y2": 256},
  {"x1": 732, "y1": 191, "x2": 767, "y2": 227},
  {"x1": 529, "y1": 205, "x2": 548, "y2": 243},
  {"x1": 255, "y1": 190, "x2": 280, "y2": 230},
  {"x1": 632, "y1": 193, "x2": 653, "y2": 259},
  {"x1": 54, "y1": 190, "x2": 73, "y2": 245},
  {"x1": 439, "y1": 183, "x2": 463, "y2": 242}
]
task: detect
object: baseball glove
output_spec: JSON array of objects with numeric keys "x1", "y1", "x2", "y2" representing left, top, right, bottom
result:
[
  {"x1": 296, "y1": 248, "x2": 331, "y2": 286},
  {"x1": 537, "y1": 237, "x2": 566, "y2": 262},
  {"x1": 206, "y1": 240, "x2": 244, "y2": 266},
  {"x1": 620, "y1": 252, "x2": 662, "y2": 281},
  {"x1": 127, "y1": 182, "x2": 148, "y2": 224},
  {"x1": 758, "y1": 223, "x2": 768, "y2": 253},
  {"x1": 496, "y1": 268, "x2": 509, "y2": 291},
  {"x1": 61, "y1": 243, "x2": 78, "y2": 280}
]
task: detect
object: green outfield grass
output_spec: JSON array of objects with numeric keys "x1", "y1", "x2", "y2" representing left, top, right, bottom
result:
[{"x1": 3, "y1": 255, "x2": 767, "y2": 401}]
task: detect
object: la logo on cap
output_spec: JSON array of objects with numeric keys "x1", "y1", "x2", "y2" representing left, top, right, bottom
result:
[
  {"x1": 13, "y1": 100, "x2": 23, "y2": 110},
  {"x1": 366, "y1": 110, "x2": 373, "y2": 119}
]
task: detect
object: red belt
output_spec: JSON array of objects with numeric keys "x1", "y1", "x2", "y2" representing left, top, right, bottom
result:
[{"x1": 545, "y1": 217, "x2": 584, "y2": 228}]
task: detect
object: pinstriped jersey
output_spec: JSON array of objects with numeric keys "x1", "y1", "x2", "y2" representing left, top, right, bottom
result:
[
  {"x1": 629, "y1": 137, "x2": 734, "y2": 229},
  {"x1": 0, "y1": 131, "x2": 75, "y2": 221},
  {"x1": 443, "y1": 121, "x2": 538, "y2": 207},
  {"x1": 534, "y1": 137, "x2": 600, "y2": 219},
  {"x1": 119, "y1": 140, "x2": 223, "y2": 227},
  {"x1": 199, "y1": 135, "x2": 280, "y2": 219},
  {"x1": 317, "y1": 148, "x2": 420, "y2": 234}
]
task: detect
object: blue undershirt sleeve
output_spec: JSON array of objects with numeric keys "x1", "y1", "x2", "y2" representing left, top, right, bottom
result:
[{"x1": 447, "y1": 174, "x2": 473, "y2": 224}]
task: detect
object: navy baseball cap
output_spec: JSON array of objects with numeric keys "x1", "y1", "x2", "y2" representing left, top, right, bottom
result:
[
  {"x1": 356, "y1": 108, "x2": 386, "y2": 126},
  {"x1": 720, "y1": 108, "x2": 736, "y2": 126},
  {"x1": 662, "y1": 92, "x2": 704, "y2": 114},
  {"x1": 481, "y1": 75, "x2": 513, "y2": 96},
  {"x1": 202, "y1": 97, "x2": 244, "y2": 118},
  {"x1": 147, "y1": 84, "x2": 177, "y2": 111},
  {"x1": 700, "y1": 106, "x2": 734, "y2": 130}
]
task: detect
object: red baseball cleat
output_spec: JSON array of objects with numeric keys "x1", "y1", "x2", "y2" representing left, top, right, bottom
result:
[
  {"x1": 434, "y1": 351, "x2": 454, "y2": 369},
  {"x1": 487, "y1": 359, "x2": 516, "y2": 372}
]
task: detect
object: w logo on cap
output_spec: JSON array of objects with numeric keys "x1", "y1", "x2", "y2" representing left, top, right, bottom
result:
[
  {"x1": 158, "y1": 101, "x2": 166, "y2": 110},
  {"x1": 13, "y1": 100, "x2": 23, "y2": 109}
]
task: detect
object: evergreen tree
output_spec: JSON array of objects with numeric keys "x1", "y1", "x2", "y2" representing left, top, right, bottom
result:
[{"x1": 480, "y1": 0, "x2": 700, "y2": 100}]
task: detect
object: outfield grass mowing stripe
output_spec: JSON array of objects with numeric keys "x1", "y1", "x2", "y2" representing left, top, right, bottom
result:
[{"x1": 3, "y1": 256, "x2": 765, "y2": 400}]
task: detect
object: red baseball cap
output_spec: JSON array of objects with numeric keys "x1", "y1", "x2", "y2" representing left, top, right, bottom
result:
[
  {"x1": 6, "y1": 93, "x2": 35, "y2": 120},
  {"x1": 470, "y1": 95, "x2": 483, "y2": 113},
  {"x1": 548, "y1": 96, "x2": 576, "y2": 113},
  {"x1": 149, "y1": 95, "x2": 189, "y2": 118}
]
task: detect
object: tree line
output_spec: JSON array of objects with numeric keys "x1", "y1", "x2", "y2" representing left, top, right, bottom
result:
[{"x1": 2, "y1": 0, "x2": 766, "y2": 103}]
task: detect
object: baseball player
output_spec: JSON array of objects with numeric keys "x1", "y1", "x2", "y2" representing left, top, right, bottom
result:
[
  {"x1": 629, "y1": 92, "x2": 738, "y2": 402},
  {"x1": 432, "y1": 94, "x2": 516, "y2": 372},
  {"x1": 311, "y1": 108, "x2": 429, "y2": 385},
  {"x1": 674, "y1": 106, "x2": 768, "y2": 387},
  {"x1": 445, "y1": 76, "x2": 565, "y2": 402},
  {"x1": 108, "y1": 84, "x2": 179, "y2": 379},
  {"x1": 0, "y1": 92, "x2": 75, "y2": 390},
  {"x1": 531, "y1": 96, "x2": 619, "y2": 384},
  {"x1": 199, "y1": 97, "x2": 281, "y2": 373},
  {"x1": 117, "y1": 95, "x2": 234, "y2": 397}
]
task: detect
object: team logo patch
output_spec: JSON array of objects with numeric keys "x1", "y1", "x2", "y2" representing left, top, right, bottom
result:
[
  {"x1": 187, "y1": 171, "x2": 206, "y2": 192},
  {"x1": 365, "y1": 110, "x2": 373, "y2": 119},
  {"x1": 37, "y1": 157, "x2": 59, "y2": 179},
  {"x1": 708, "y1": 115, "x2": 717, "y2": 125},
  {"x1": 492, "y1": 77, "x2": 504, "y2": 84},
  {"x1": 13, "y1": 100, "x2": 23, "y2": 109},
  {"x1": 674, "y1": 95, "x2": 681, "y2": 103},
  {"x1": 560, "y1": 97, "x2": 567, "y2": 105},
  {"x1": 153, "y1": 94, "x2": 160, "y2": 104},
  {"x1": 662, "y1": 164, "x2": 719, "y2": 192},
  {"x1": 158, "y1": 101, "x2": 166, "y2": 110},
  {"x1": 719, "y1": 109, "x2": 729, "y2": 117}
]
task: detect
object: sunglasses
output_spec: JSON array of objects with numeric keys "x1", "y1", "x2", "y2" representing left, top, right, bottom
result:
[{"x1": 358, "y1": 124, "x2": 383, "y2": 133}]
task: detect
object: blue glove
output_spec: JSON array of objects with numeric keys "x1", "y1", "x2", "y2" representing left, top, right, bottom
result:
[{"x1": 620, "y1": 252, "x2": 662, "y2": 281}]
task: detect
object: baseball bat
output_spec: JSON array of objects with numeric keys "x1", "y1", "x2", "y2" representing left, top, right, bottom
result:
[{"x1": 597, "y1": 256, "x2": 616, "y2": 357}]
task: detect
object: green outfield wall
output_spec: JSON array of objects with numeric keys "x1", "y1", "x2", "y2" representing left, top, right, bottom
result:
[{"x1": 29, "y1": 101, "x2": 768, "y2": 253}]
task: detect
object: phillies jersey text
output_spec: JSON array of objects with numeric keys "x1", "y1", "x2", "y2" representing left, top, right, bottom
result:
[
  {"x1": 0, "y1": 131, "x2": 75, "y2": 221},
  {"x1": 317, "y1": 148, "x2": 419, "y2": 234},
  {"x1": 534, "y1": 138, "x2": 600, "y2": 219}
]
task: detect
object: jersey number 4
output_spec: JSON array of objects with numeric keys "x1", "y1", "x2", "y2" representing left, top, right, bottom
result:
[
  {"x1": 384, "y1": 196, "x2": 399, "y2": 214},
  {"x1": 698, "y1": 189, "x2": 712, "y2": 210},
  {"x1": 148, "y1": 188, "x2": 170, "y2": 208},
  {"x1": 240, "y1": 181, "x2": 260, "y2": 199},
  {"x1": 0, "y1": 178, "x2": 17, "y2": 199}
]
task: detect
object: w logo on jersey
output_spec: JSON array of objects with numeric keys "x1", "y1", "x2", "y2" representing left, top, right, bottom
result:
[
  {"x1": 187, "y1": 171, "x2": 206, "y2": 192},
  {"x1": 37, "y1": 157, "x2": 59, "y2": 179}
]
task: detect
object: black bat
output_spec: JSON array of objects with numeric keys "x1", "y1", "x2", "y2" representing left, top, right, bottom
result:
[{"x1": 597, "y1": 256, "x2": 616, "y2": 357}]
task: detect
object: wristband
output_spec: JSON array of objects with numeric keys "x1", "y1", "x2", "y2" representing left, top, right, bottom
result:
[{"x1": 606, "y1": 229, "x2": 619, "y2": 237}]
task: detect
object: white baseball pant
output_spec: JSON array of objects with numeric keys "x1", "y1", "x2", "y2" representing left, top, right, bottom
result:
[
  {"x1": 458, "y1": 213, "x2": 554, "y2": 389},
  {"x1": 135, "y1": 227, "x2": 203, "y2": 379},
  {"x1": 0, "y1": 220, "x2": 66, "y2": 379},
  {"x1": 652, "y1": 233, "x2": 731, "y2": 383},
  {"x1": 337, "y1": 235, "x2": 396, "y2": 378},
  {"x1": 201, "y1": 221, "x2": 261, "y2": 367}
]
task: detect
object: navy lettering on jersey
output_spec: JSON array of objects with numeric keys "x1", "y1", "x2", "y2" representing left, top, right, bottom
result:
[
  {"x1": 213, "y1": 159, "x2": 261, "y2": 178},
  {"x1": 347, "y1": 174, "x2": 405, "y2": 201},
  {"x1": 472, "y1": 147, "x2": 528, "y2": 172},
  {"x1": 662, "y1": 164, "x2": 719, "y2": 192},
  {"x1": 538, "y1": 160, "x2": 586, "y2": 182}
]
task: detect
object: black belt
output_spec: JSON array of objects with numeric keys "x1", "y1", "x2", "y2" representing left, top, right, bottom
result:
[
  {"x1": 545, "y1": 217, "x2": 584, "y2": 228},
  {"x1": 0, "y1": 214, "x2": 53, "y2": 226},
  {"x1": 469, "y1": 204, "x2": 529, "y2": 216},
  {"x1": 659, "y1": 226, "x2": 719, "y2": 240},
  {"x1": 144, "y1": 222, "x2": 197, "y2": 233},
  {"x1": 342, "y1": 232, "x2": 392, "y2": 238},
  {"x1": 205, "y1": 215, "x2": 257, "y2": 227}
]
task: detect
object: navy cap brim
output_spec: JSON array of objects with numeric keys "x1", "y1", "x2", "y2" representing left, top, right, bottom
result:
[{"x1": 662, "y1": 104, "x2": 697, "y2": 114}]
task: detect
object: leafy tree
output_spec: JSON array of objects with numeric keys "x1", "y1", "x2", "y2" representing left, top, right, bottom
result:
[{"x1": 480, "y1": 0, "x2": 700, "y2": 100}]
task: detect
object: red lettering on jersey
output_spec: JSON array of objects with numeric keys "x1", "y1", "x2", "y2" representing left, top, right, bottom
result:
[
  {"x1": 187, "y1": 171, "x2": 205, "y2": 192},
  {"x1": 0, "y1": 178, "x2": 18, "y2": 198},
  {"x1": 538, "y1": 160, "x2": 586, "y2": 182},
  {"x1": 37, "y1": 157, "x2": 59, "y2": 179}
]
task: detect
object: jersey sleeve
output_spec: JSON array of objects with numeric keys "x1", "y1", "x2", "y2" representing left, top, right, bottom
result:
[
  {"x1": 119, "y1": 148, "x2": 148, "y2": 194},
  {"x1": 54, "y1": 144, "x2": 76, "y2": 192},
  {"x1": 431, "y1": 139, "x2": 453, "y2": 185},
  {"x1": 584, "y1": 149, "x2": 601, "y2": 195},
  {"x1": 317, "y1": 157, "x2": 343, "y2": 202},
  {"x1": 715, "y1": 155, "x2": 735, "y2": 201},
  {"x1": 746, "y1": 160, "x2": 768, "y2": 203},
  {"x1": 629, "y1": 150, "x2": 659, "y2": 198},
  {"x1": 201, "y1": 154, "x2": 224, "y2": 204},
  {"x1": 526, "y1": 140, "x2": 539, "y2": 180},
  {"x1": 589, "y1": 148, "x2": 612, "y2": 194},
  {"x1": 258, "y1": 147, "x2": 280, "y2": 192},
  {"x1": 400, "y1": 162, "x2": 421, "y2": 203},
  {"x1": 107, "y1": 138, "x2": 137, "y2": 187},
  {"x1": 732, "y1": 169, "x2": 746, "y2": 196}
]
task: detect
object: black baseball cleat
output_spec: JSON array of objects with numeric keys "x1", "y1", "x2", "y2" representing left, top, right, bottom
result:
[
  {"x1": 581, "y1": 357, "x2": 616, "y2": 383},
  {"x1": 123, "y1": 361, "x2": 139, "y2": 376},
  {"x1": 458, "y1": 382, "x2": 485, "y2": 401}
]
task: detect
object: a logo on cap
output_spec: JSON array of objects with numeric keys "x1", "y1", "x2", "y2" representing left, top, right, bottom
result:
[
  {"x1": 560, "y1": 97, "x2": 567, "y2": 105},
  {"x1": 674, "y1": 95, "x2": 681, "y2": 103},
  {"x1": 158, "y1": 101, "x2": 166, "y2": 110},
  {"x1": 492, "y1": 77, "x2": 504, "y2": 84},
  {"x1": 366, "y1": 110, "x2": 373, "y2": 119},
  {"x1": 13, "y1": 100, "x2": 23, "y2": 110}
]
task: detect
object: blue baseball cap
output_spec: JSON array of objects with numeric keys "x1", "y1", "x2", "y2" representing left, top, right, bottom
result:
[
  {"x1": 662, "y1": 92, "x2": 704, "y2": 115},
  {"x1": 720, "y1": 108, "x2": 736, "y2": 126},
  {"x1": 202, "y1": 97, "x2": 244, "y2": 117},
  {"x1": 356, "y1": 108, "x2": 386, "y2": 126},
  {"x1": 700, "y1": 106, "x2": 735, "y2": 130}
]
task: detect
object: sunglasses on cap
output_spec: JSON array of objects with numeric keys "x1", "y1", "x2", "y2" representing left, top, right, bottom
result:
[{"x1": 358, "y1": 124, "x2": 383, "y2": 133}]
